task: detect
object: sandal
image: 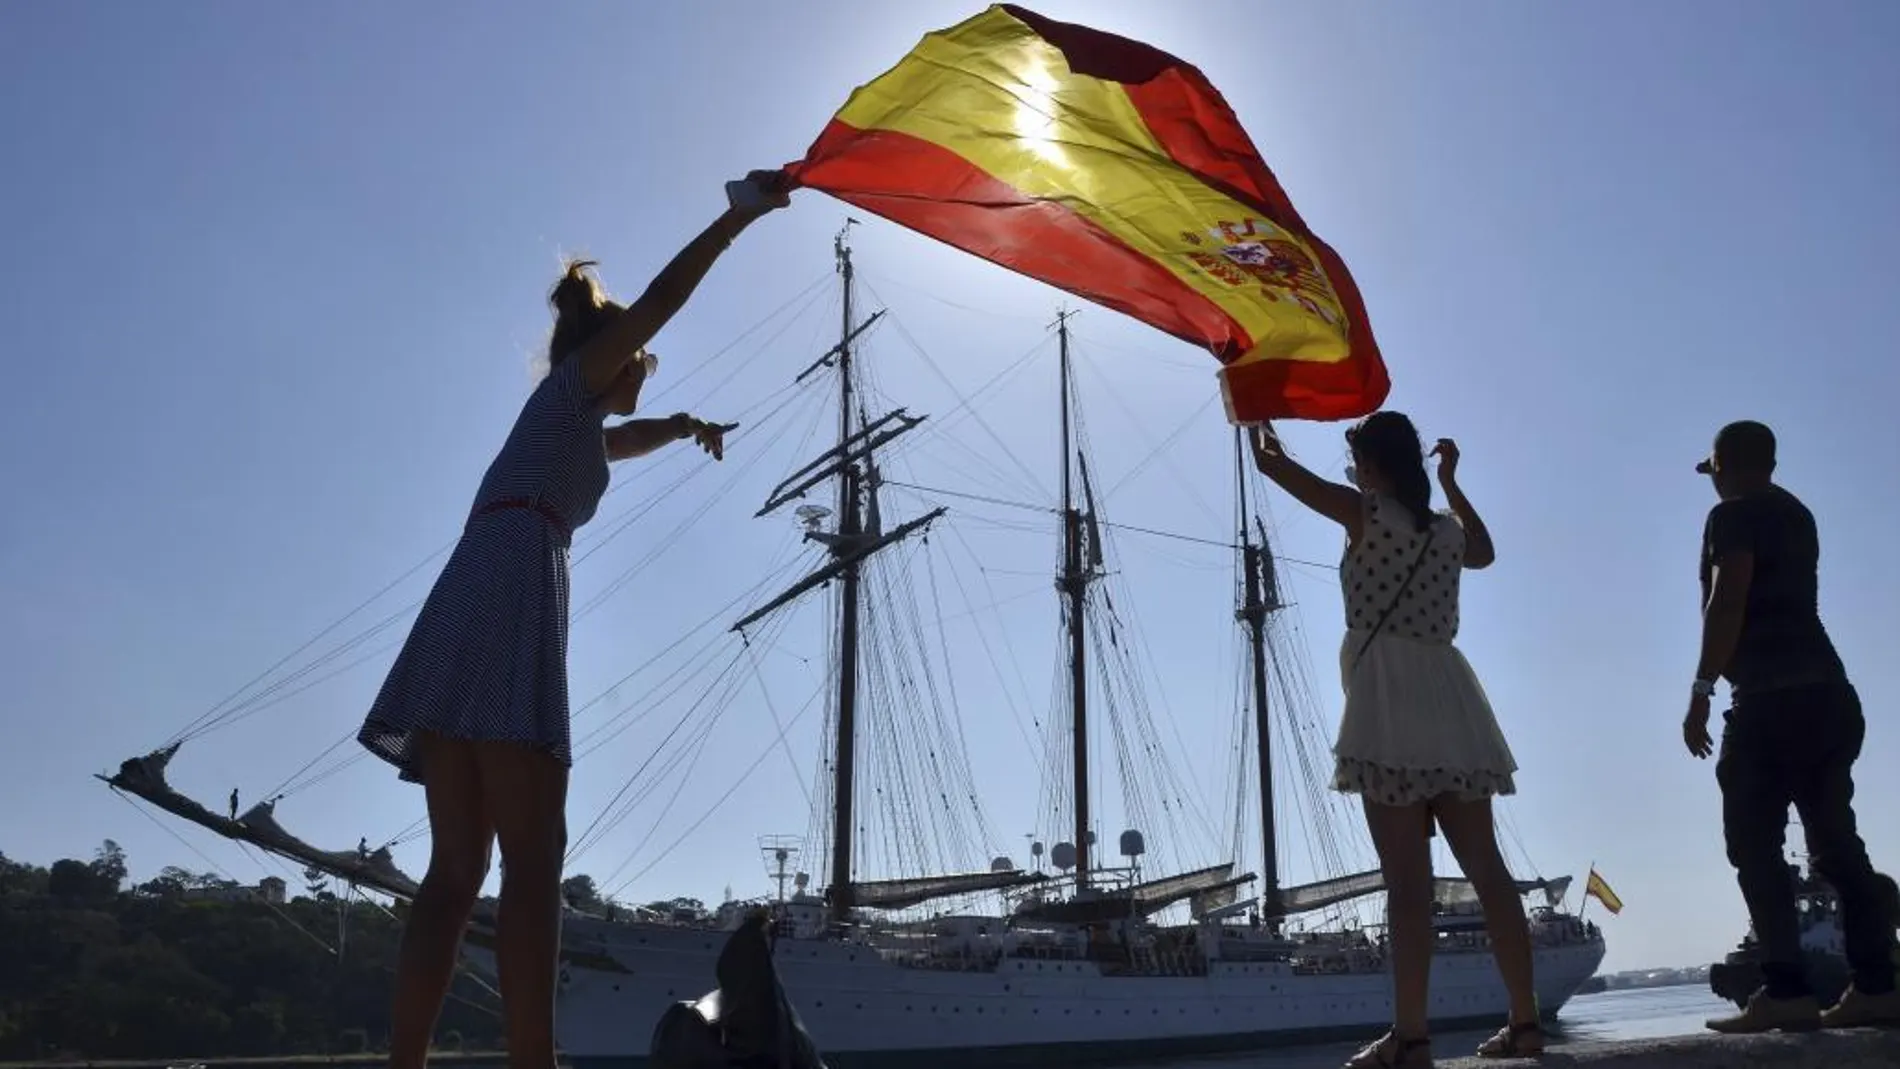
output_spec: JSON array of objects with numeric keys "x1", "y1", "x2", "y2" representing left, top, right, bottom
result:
[
  {"x1": 1475, "y1": 1019, "x2": 1546, "y2": 1058},
  {"x1": 1344, "y1": 1030, "x2": 1434, "y2": 1068}
]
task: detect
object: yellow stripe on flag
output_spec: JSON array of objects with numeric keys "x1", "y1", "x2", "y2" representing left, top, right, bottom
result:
[
  {"x1": 829, "y1": 7, "x2": 1353, "y2": 368},
  {"x1": 1585, "y1": 869, "x2": 1622, "y2": 915}
]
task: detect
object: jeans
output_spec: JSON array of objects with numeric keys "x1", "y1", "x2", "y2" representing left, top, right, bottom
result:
[{"x1": 1717, "y1": 679, "x2": 1896, "y2": 998}]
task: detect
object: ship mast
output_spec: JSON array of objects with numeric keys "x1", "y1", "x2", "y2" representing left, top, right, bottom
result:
[
  {"x1": 734, "y1": 222, "x2": 942, "y2": 925},
  {"x1": 830, "y1": 224, "x2": 866, "y2": 916},
  {"x1": 1054, "y1": 311, "x2": 1099, "y2": 892},
  {"x1": 1234, "y1": 431, "x2": 1281, "y2": 922}
]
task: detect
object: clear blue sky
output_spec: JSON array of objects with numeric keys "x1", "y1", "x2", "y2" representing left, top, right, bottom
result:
[{"x1": 2, "y1": 1, "x2": 1896, "y2": 975}]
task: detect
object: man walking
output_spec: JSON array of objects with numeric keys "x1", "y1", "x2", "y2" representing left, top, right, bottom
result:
[{"x1": 1682, "y1": 420, "x2": 1898, "y2": 1031}]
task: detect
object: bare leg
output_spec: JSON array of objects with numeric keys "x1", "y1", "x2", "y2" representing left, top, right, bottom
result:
[
  {"x1": 475, "y1": 742, "x2": 569, "y2": 1069},
  {"x1": 390, "y1": 735, "x2": 494, "y2": 1069},
  {"x1": 1435, "y1": 795, "x2": 1539, "y2": 1025},
  {"x1": 1364, "y1": 798, "x2": 1436, "y2": 1039}
]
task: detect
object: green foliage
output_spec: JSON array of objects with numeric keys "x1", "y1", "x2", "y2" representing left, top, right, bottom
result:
[{"x1": 0, "y1": 845, "x2": 506, "y2": 1059}]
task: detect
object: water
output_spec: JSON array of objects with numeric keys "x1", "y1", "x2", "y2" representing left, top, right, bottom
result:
[{"x1": 1149, "y1": 985, "x2": 1734, "y2": 1068}]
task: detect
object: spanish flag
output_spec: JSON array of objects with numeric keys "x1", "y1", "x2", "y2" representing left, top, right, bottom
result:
[
  {"x1": 1585, "y1": 868, "x2": 1623, "y2": 915},
  {"x1": 783, "y1": 5, "x2": 1387, "y2": 424}
]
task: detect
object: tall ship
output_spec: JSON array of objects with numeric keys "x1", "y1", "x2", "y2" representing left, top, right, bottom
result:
[{"x1": 102, "y1": 224, "x2": 1605, "y2": 1067}]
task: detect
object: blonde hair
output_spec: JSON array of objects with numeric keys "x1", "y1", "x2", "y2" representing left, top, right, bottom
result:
[{"x1": 547, "y1": 259, "x2": 620, "y2": 367}]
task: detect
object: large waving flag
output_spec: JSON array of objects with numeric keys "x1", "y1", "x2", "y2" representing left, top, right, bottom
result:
[{"x1": 783, "y1": 4, "x2": 1387, "y2": 423}]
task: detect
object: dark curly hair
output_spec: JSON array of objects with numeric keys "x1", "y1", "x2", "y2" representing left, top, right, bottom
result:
[
  {"x1": 1346, "y1": 411, "x2": 1433, "y2": 533},
  {"x1": 547, "y1": 259, "x2": 619, "y2": 366}
]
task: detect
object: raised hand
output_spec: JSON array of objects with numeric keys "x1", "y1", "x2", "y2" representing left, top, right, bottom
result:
[
  {"x1": 1249, "y1": 423, "x2": 1287, "y2": 469},
  {"x1": 1430, "y1": 438, "x2": 1461, "y2": 485},
  {"x1": 728, "y1": 170, "x2": 792, "y2": 220},
  {"x1": 686, "y1": 418, "x2": 738, "y2": 462}
]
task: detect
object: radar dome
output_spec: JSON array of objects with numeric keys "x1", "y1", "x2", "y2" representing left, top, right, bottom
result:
[{"x1": 1119, "y1": 829, "x2": 1146, "y2": 858}]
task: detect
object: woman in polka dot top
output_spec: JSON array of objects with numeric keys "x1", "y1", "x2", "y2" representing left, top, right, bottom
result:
[{"x1": 1251, "y1": 412, "x2": 1542, "y2": 1067}]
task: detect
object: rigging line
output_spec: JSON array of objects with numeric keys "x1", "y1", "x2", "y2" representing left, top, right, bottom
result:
[
  {"x1": 592, "y1": 680, "x2": 731, "y2": 891},
  {"x1": 885, "y1": 346, "x2": 1055, "y2": 500},
  {"x1": 576, "y1": 627, "x2": 777, "y2": 878},
  {"x1": 882, "y1": 480, "x2": 1049, "y2": 515},
  {"x1": 265, "y1": 733, "x2": 357, "y2": 802},
  {"x1": 894, "y1": 333, "x2": 1053, "y2": 447},
  {"x1": 566, "y1": 555, "x2": 814, "y2": 763},
  {"x1": 638, "y1": 272, "x2": 833, "y2": 408},
  {"x1": 110, "y1": 790, "x2": 337, "y2": 955},
  {"x1": 856, "y1": 269, "x2": 1052, "y2": 323},
  {"x1": 741, "y1": 637, "x2": 814, "y2": 810},
  {"x1": 606, "y1": 679, "x2": 825, "y2": 901},
  {"x1": 225, "y1": 399, "x2": 822, "y2": 763},
  {"x1": 166, "y1": 284, "x2": 832, "y2": 745},
  {"x1": 380, "y1": 555, "x2": 812, "y2": 848},
  {"x1": 574, "y1": 377, "x2": 823, "y2": 569},
  {"x1": 883, "y1": 537, "x2": 997, "y2": 861},
  {"x1": 602, "y1": 613, "x2": 812, "y2": 884},
  {"x1": 1064, "y1": 329, "x2": 1209, "y2": 372},
  {"x1": 1068, "y1": 348, "x2": 1224, "y2": 527},
  {"x1": 573, "y1": 543, "x2": 811, "y2": 727},
  {"x1": 166, "y1": 546, "x2": 452, "y2": 747},
  {"x1": 565, "y1": 645, "x2": 752, "y2": 862},
  {"x1": 923, "y1": 529, "x2": 1036, "y2": 758},
  {"x1": 576, "y1": 413, "x2": 808, "y2": 617},
  {"x1": 1100, "y1": 392, "x2": 1221, "y2": 502},
  {"x1": 858, "y1": 279, "x2": 1052, "y2": 501},
  {"x1": 942, "y1": 521, "x2": 1042, "y2": 728}
]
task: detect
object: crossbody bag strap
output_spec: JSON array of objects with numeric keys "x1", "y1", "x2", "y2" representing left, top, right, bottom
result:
[{"x1": 1350, "y1": 524, "x2": 1438, "y2": 677}]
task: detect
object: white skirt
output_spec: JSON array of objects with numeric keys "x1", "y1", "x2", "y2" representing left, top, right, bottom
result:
[{"x1": 1332, "y1": 629, "x2": 1518, "y2": 806}]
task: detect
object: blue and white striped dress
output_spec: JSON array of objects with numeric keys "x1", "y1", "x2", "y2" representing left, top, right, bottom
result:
[{"x1": 359, "y1": 357, "x2": 609, "y2": 783}]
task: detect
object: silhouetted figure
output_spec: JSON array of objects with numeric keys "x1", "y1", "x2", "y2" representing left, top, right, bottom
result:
[
  {"x1": 353, "y1": 173, "x2": 787, "y2": 1069},
  {"x1": 1683, "y1": 421, "x2": 1899, "y2": 1031},
  {"x1": 649, "y1": 909, "x2": 826, "y2": 1069},
  {"x1": 228, "y1": 788, "x2": 239, "y2": 820},
  {"x1": 1251, "y1": 415, "x2": 1540, "y2": 1066}
]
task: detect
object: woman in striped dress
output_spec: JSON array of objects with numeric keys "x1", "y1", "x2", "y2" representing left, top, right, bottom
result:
[{"x1": 358, "y1": 172, "x2": 788, "y2": 1069}]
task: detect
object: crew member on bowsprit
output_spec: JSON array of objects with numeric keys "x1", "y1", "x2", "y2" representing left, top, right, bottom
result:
[{"x1": 1682, "y1": 420, "x2": 1899, "y2": 1032}]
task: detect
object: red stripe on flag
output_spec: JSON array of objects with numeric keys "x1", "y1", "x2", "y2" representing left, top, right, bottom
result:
[
  {"x1": 786, "y1": 119, "x2": 1251, "y2": 363},
  {"x1": 1223, "y1": 345, "x2": 1389, "y2": 422},
  {"x1": 1000, "y1": 5, "x2": 1389, "y2": 420},
  {"x1": 1123, "y1": 74, "x2": 1388, "y2": 419}
]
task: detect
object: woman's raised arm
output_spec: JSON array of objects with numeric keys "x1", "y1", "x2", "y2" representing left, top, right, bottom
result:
[
  {"x1": 1250, "y1": 424, "x2": 1364, "y2": 542},
  {"x1": 575, "y1": 171, "x2": 789, "y2": 397}
]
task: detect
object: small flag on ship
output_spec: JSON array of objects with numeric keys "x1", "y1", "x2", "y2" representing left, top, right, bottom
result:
[
  {"x1": 1585, "y1": 868, "x2": 1623, "y2": 915},
  {"x1": 784, "y1": 4, "x2": 1387, "y2": 424}
]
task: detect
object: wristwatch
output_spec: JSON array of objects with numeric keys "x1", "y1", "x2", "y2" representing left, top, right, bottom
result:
[{"x1": 1691, "y1": 678, "x2": 1717, "y2": 699}]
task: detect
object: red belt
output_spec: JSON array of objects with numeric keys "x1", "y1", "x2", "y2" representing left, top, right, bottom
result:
[{"x1": 470, "y1": 497, "x2": 571, "y2": 539}]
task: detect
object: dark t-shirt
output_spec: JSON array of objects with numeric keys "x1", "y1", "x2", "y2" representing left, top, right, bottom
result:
[{"x1": 1699, "y1": 485, "x2": 1846, "y2": 693}]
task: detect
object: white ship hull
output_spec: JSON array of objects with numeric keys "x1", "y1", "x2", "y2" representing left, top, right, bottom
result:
[{"x1": 520, "y1": 919, "x2": 1605, "y2": 1067}]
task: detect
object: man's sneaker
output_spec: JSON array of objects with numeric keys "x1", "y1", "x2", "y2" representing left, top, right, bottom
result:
[
  {"x1": 1707, "y1": 990, "x2": 1822, "y2": 1034},
  {"x1": 1820, "y1": 985, "x2": 1900, "y2": 1029}
]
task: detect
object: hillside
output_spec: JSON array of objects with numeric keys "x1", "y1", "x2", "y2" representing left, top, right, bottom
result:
[{"x1": 0, "y1": 843, "x2": 506, "y2": 1060}]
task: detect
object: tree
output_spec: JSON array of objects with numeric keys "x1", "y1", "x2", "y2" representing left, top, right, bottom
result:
[
  {"x1": 303, "y1": 866, "x2": 333, "y2": 902},
  {"x1": 561, "y1": 874, "x2": 605, "y2": 913},
  {"x1": 89, "y1": 840, "x2": 128, "y2": 893},
  {"x1": 642, "y1": 896, "x2": 707, "y2": 919},
  {"x1": 136, "y1": 866, "x2": 196, "y2": 898},
  {"x1": 48, "y1": 859, "x2": 113, "y2": 903},
  {"x1": 0, "y1": 845, "x2": 504, "y2": 1058},
  {"x1": 0, "y1": 851, "x2": 48, "y2": 897}
]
